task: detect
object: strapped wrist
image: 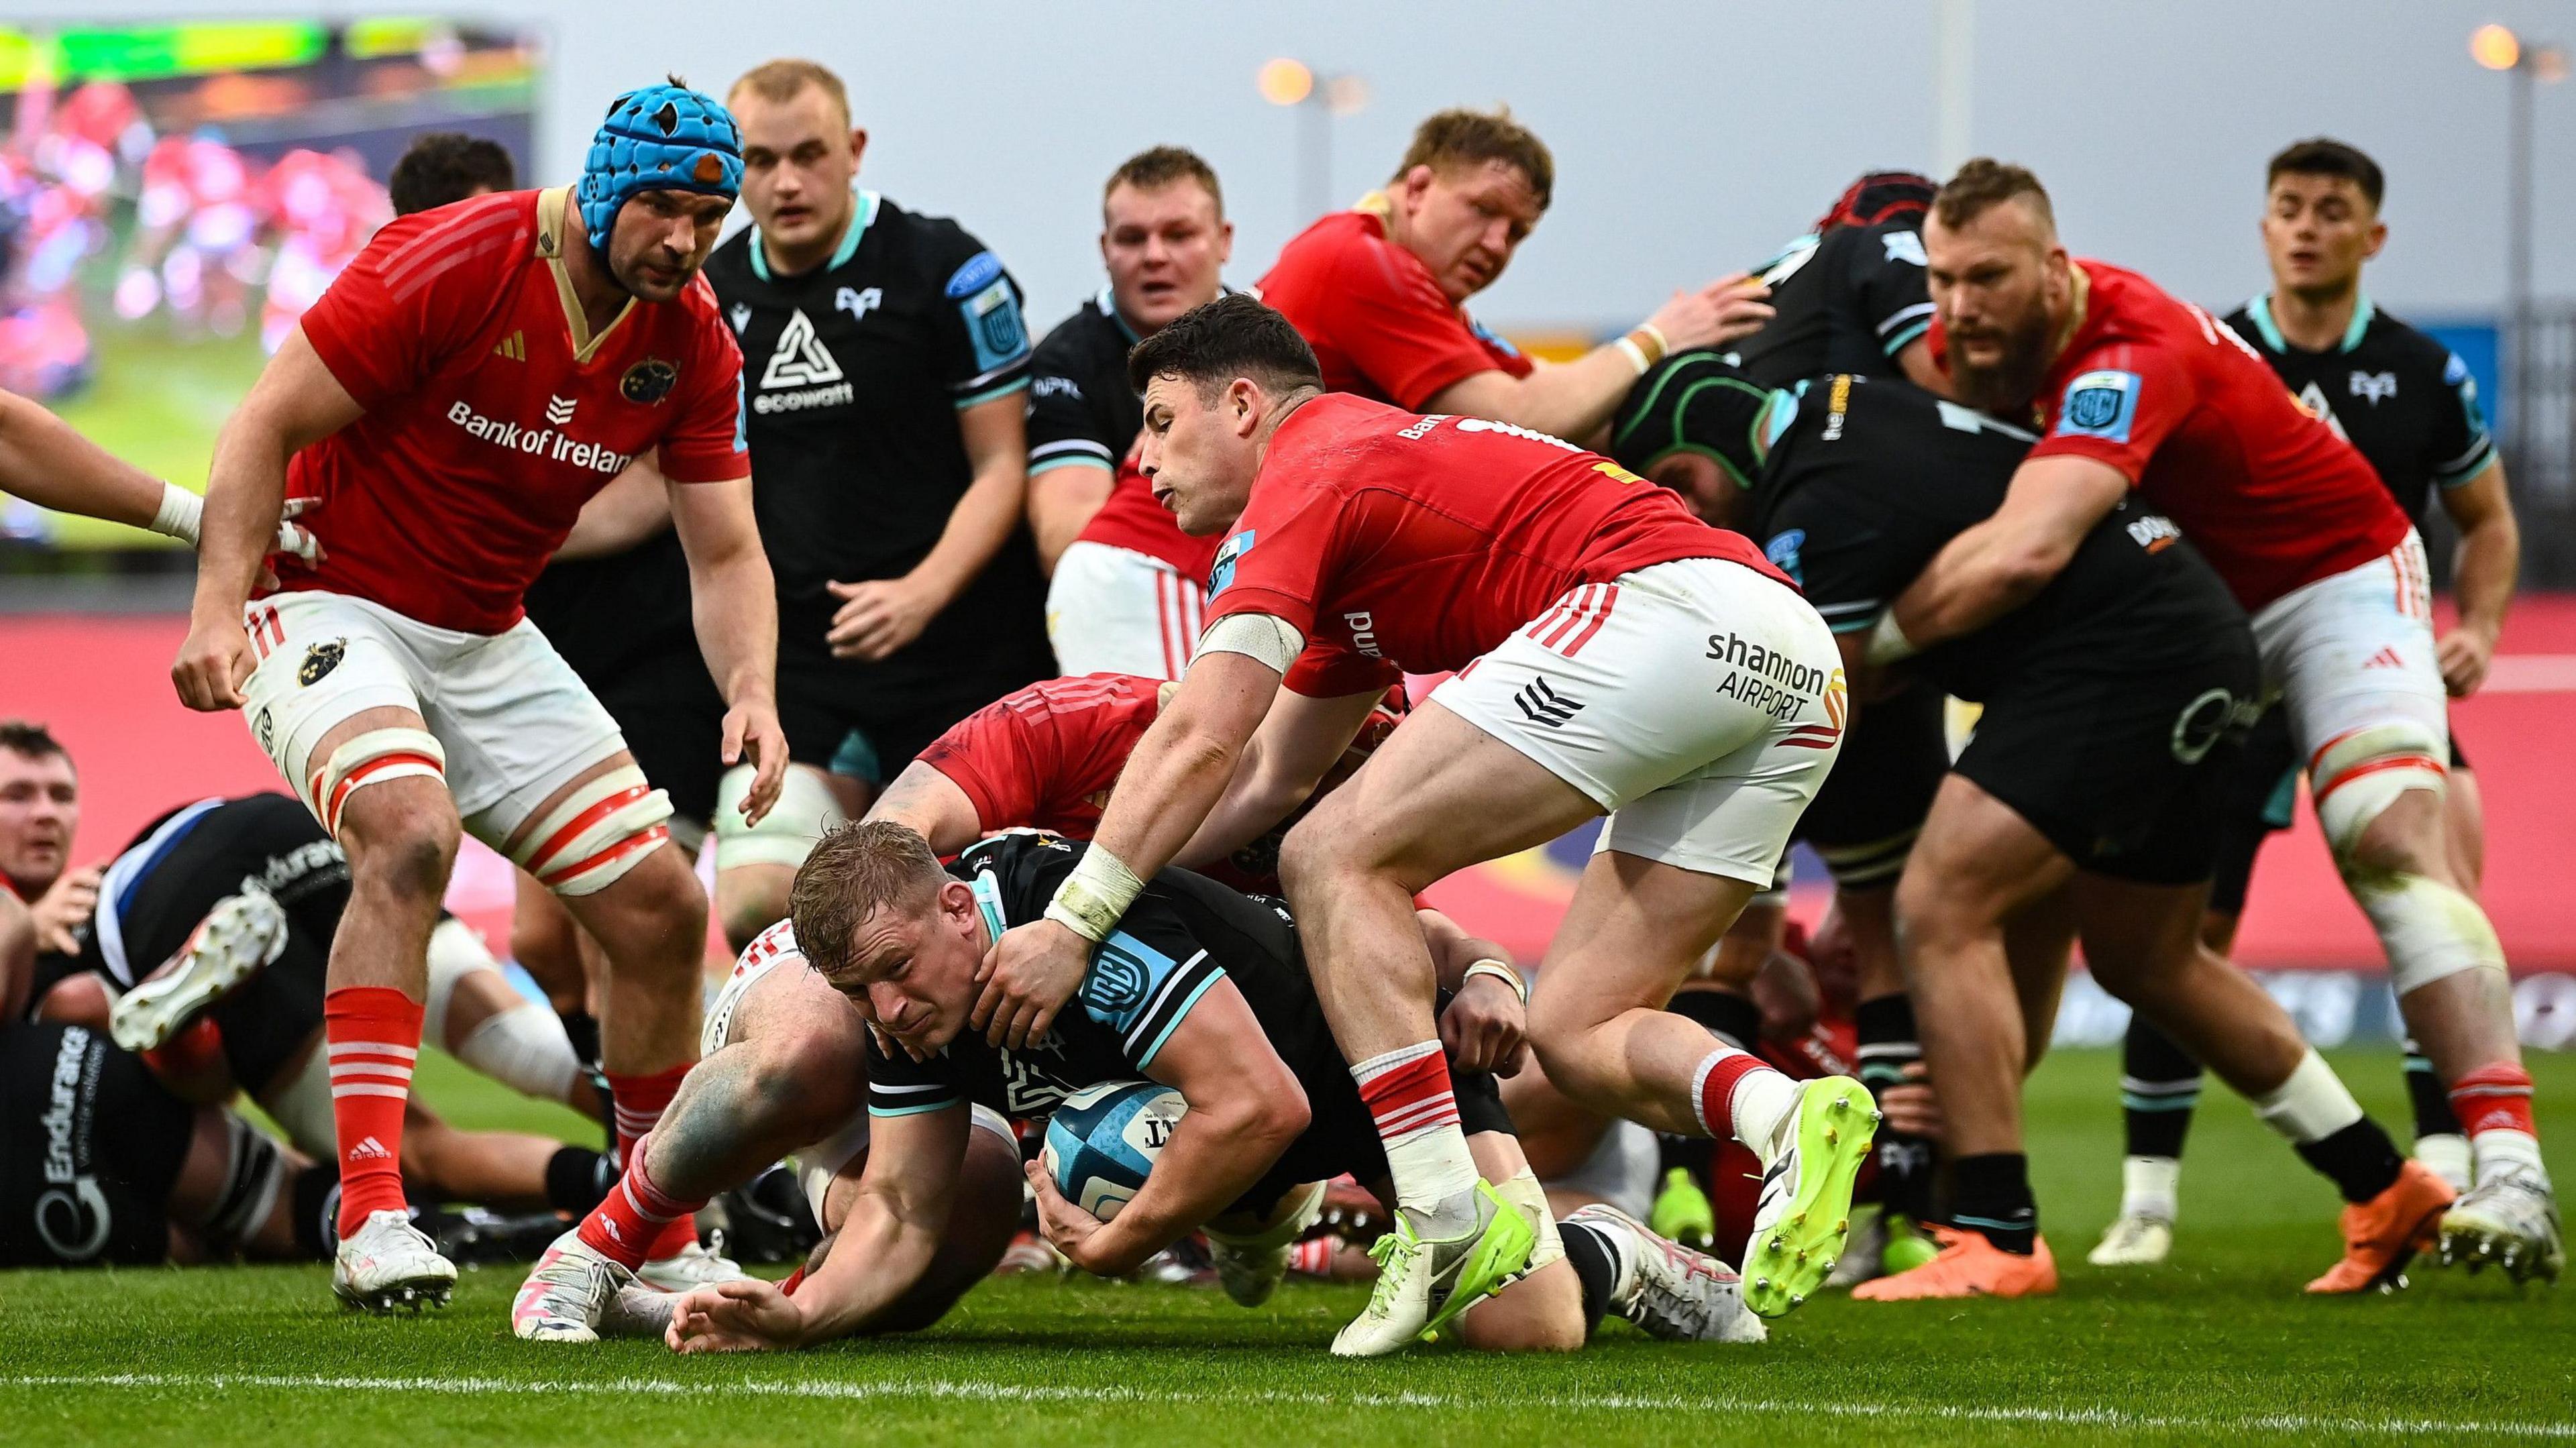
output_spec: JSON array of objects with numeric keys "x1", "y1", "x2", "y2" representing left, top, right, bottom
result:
[
  {"x1": 1462, "y1": 958, "x2": 1527, "y2": 1004},
  {"x1": 1046, "y1": 846, "x2": 1144, "y2": 944}
]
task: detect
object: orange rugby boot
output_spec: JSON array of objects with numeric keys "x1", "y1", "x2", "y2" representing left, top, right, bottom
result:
[
  {"x1": 2305, "y1": 1157, "x2": 2455, "y2": 1294},
  {"x1": 1851, "y1": 1225, "x2": 2058, "y2": 1301}
]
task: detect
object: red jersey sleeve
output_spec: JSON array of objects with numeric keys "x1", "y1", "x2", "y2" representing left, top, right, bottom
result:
[
  {"x1": 1323, "y1": 236, "x2": 1515, "y2": 410},
  {"x1": 1284, "y1": 640, "x2": 1400, "y2": 698},
  {"x1": 659, "y1": 290, "x2": 750, "y2": 483},
  {"x1": 916, "y1": 699, "x2": 1043, "y2": 831},
  {"x1": 298, "y1": 201, "x2": 517, "y2": 411},
  {"x1": 2027, "y1": 337, "x2": 2196, "y2": 484},
  {"x1": 1200, "y1": 469, "x2": 1352, "y2": 637}
]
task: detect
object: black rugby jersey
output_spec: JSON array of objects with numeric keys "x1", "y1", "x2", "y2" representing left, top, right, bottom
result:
[
  {"x1": 1747, "y1": 374, "x2": 2246, "y2": 702},
  {"x1": 704, "y1": 191, "x2": 1049, "y2": 683},
  {"x1": 2224, "y1": 294, "x2": 2496, "y2": 523},
  {"x1": 1024, "y1": 288, "x2": 1142, "y2": 482},
  {"x1": 75, "y1": 793, "x2": 346, "y2": 990},
  {"x1": 1728, "y1": 219, "x2": 1934, "y2": 389}
]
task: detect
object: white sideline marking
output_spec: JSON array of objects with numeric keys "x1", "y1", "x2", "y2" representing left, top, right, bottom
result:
[{"x1": 7, "y1": 1372, "x2": 2574, "y2": 1439}]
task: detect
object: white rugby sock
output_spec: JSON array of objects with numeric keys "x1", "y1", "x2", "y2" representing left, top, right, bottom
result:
[
  {"x1": 1351, "y1": 1041, "x2": 1483, "y2": 1234},
  {"x1": 2119, "y1": 1156, "x2": 2180, "y2": 1221},
  {"x1": 2251, "y1": 1050, "x2": 2365, "y2": 1144},
  {"x1": 2472, "y1": 1129, "x2": 2550, "y2": 1190}
]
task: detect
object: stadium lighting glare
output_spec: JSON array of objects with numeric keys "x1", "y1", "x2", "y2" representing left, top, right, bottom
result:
[
  {"x1": 1256, "y1": 57, "x2": 1313, "y2": 107},
  {"x1": 2471, "y1": 23, "x2": 2521, "y2": 71},
  {"x1": 1324, "y1": 73, "x2": 1369, "y2": 117}
]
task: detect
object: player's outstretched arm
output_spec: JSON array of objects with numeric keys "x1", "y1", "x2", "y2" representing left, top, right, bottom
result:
[
  {"x1": 0, "y1": 389, "x2": 169, "y2": 532},
  {"x1": 974, "y1": 649, "x2": 1282, "y2": 1048},
  {"x1": 174, "y1": 329, "x2": 363, "y2": 712},
  {"x1": 2434, "y1": 458, "x2": 2519, "y2": 698},
  {"x1": 668, "y1": 471, "x2": 786, "y2": 827},
  {"x1": 667, "y1": 1105, "x2": 967, "y2": 1352},
  {"x1": 1175, "y1": 683, "x2": 1385, "y2": 868},
  {"x1": 1028, "y1": 979, "x2": 1309, "y2": 1278},
  {"x1": 1426, "y1": 274, "x2": 1774, "y2": 444},
  {"x1": 826, "y1": 393, "x2": 1028, "y2": 661},
  {"x1": 1876, "y1": 453, "x2": 2130, "y2": 662}
]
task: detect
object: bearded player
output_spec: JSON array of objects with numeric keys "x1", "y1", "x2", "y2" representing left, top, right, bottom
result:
[{"x1": 169, "y1": 82, "x2": 788, "y2": 1313}]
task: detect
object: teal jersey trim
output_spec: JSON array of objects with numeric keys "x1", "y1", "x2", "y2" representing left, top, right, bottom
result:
[
  {"x1": 749, "y1": 187, "x2": 881, "y2": 283},
  {"x1": 953, "y1": 376, "x2": 1032, "y2": 411},
  {"x1": 1132, "y1": 970, "x2": 1224, "y2": 1070},
  {"x1": 2241, "y1": 290, "x2": 2373, "y2": 354}
]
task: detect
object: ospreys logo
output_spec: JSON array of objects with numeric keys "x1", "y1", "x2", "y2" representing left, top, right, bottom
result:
[
  {"x1": 621, "y1": 357, "x2": 680, "y2": 404},
  {"x1": 298, "y1": 639, "x2": 345, "y2": 687}
]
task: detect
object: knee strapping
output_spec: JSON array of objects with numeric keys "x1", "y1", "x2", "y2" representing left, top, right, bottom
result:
[
  {"x1": 2310, "y1": 720, "x2": 2447, "y2": 854},
  {"x1": 307, "y1": 728, "x2": 445, "y2": 836},
  {"x1": 713, "y1": 764, "x2": 845, "y2": 872},
  {"x1": 2352, "y1": 869, "x2": 2506, "y2": 995},
  {"x1": 512, "y1": 765, "x2": 673, "y2": 896},
  {"x1": 205, "y1": 1112, "x2": 288, "y2": 1247}
]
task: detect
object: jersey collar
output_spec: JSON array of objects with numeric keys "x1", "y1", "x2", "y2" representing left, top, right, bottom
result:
[
  {"x1": 1095, "y1": 281, "x2": 1240, "y2": 346},
  {"x1": 2243, "y1": 290, "x2": 2373, "y2": 354},
  {"x1": 749, "y1": 186, "x2": 880, "y2": 283},
  {"x1": 969, "y1": 869, "x2": 1008, "y2": 942},
  {"x1": 536, "y1": 186, "x2": 637, "y2": 366}
]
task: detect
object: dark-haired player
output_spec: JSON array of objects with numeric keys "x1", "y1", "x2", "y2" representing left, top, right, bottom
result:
[
  {"x1": 975, "y1": 294, "x2": 1874, "y2": 1355},
  {"x1": 1729, "y1": 170, "x2": 1949, "y2": 394},
  {"x1": 702, "y1": 58, "x2": 1051, "y2": 952},
  {"x1": 386, "y1": 131, "x2": 516, "y2": 217},
  {"x1": 1027, "y1": 148, "x2": 1232, "y2": 678},
  {"x1": 1880, "y1": 160, "x2": 2552, "y2": 1286},
  {"x1": 168, "y1": 80, "x2": 787, "y2": 1312},
  {"x1": 650, "y1": 826, "x2": 1760, "y2": 1354},
  {"x1": 1256, "y1": 107, "x2": 1770, "y2": 440},
  {"x1": 2096, "y1": 139, "x2": 2529, "y2": 1267}
]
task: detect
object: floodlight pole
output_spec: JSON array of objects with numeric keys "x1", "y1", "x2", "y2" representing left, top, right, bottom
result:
[
  {"x1": 1935, "y1": 0, "x2": 1974, "y2": 176},
  {"x1": 2506, "y1": 60, "x2": 2533, "y2": 463}
]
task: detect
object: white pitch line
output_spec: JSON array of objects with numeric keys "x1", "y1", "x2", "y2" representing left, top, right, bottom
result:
[{"x1": 7, "y1": 1372, "x2": 2574, "y2": 1440}]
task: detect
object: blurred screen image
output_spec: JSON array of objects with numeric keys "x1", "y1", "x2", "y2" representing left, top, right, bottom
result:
[{"x1": 0, "y1": 17, "x2": 539, "y2": 550}]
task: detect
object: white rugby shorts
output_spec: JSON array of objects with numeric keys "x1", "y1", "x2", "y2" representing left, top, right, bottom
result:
[
  {"x1": 1045, "y1": 540, "x2": 1206, "y2": 681},
  {"x1": 239, "y1": 590, "x2": 627, "y2": 848},
  {"x1": 1431, "y1": 557, "x2": 1846, "y2": 885},
  {"x1": 2252, "y1": 530, "x2": 2450, "y2": 777}
]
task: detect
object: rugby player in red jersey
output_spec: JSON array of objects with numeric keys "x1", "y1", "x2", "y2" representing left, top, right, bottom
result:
[
  {"x1": 1256, "y1": 107, "x2": 1770, "y2": 442},
  {"x1": 973, "y1": 294, "x2": 1876, "y2": 1355},
  {"x1": 1863, "y1": 160, "x2": 2551, "y2": 1295},
  {"x1": 168, "y1": 82, "x2": 788, "y2": 1313}
]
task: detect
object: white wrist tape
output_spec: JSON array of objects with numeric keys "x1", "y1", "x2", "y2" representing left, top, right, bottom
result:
[
  {"x1": 1045, "y1": 845, "x2": 1144, "y2": 944},
  {"x1": 1194, "y1": 611, "x2": 1305, "y2": 675},
  {"x1": 1635, "y1": 322, "x2": 1670, "y2": 358},
  {"x1": 1462, "y1": 958, "x2": 1527, "y2": 1003},
  {"x1": 1863, "y1": 611, "x2": 1920, "y2": 666},
  {"x1": 150, "y1": 482, "x2": 203, "y2": 545},
  {"x1": 1613, "y1": 335, "x2": 1652, "y2": 376}
]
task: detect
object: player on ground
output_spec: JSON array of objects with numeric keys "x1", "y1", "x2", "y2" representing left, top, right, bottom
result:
[
  {"x1": 972, "y1": 296, "x2": 1874, "y2": 1355},
  {"x1": 1027, "y1": 148, "x2": 1231, "y2": 678},
  {"x1": 704, "y1": 59, "x2": 1051, "y2": 950},
  {"x1": 508, "y1": 669, "x2": 1527, "y2": 1340},
  {"x1": 168, "y1": 82, "x2": 788, "y2": 1313},
  {"x1": 1877, "y1": 160, "x2": 2556, "y2": 1285},
  {"x1": 1256, "y1": 107, "x2": 1771, "y2": 441},
  {"x1": 655, "y1": 826, "x2": 1760, "y2": 1353},
  {"x1": 2096, "y1": 139, "x2": 2528, "y2": 1266}
]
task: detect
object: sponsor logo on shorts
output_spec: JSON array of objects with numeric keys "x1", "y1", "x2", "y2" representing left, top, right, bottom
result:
[
  {"x1": 2124, "y1": 512, "x2": 2182, "y2": 554},
  {"x1": 1511, "y1": 675, "x2": 1584, "y2": 728},
  {"x1": 621, "y1": 358, "x2": 679, "y2": 405},
  {"x1": 297, "y1": 638, "x2": 345, "y2": 687},
  {"x1": 2056, "y1": 369, "x2": 2141, "y2": 444},
  {"x1": 253, "y1": 707, "x2": 275, "y2": 753},
  {"x1": 445, "y1": 400, "x2": 637, "y2": 475},
  {"x1": 2168, "y1": 687, "x2": 2241, "y2": 765},
  {"x1": 38, "y1": 1026, "x2": 111, "y2": 1262},
  {"x1": 1706, "y1": 632, "x2": 1831, "y2": 720}
]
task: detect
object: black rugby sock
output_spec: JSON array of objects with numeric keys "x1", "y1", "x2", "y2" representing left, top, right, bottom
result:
[
  {"x1": 1950, "y1": 1153, "x2": 2037, "y2": 1255},
  {"x1": 1559, "y1": 1219, "x2": 1620, "y2": 1336},
  {"x1": 557, "y1": 1009, "x2": 602, "y2": 1068},
  {"x1": 2401, "y1": 1042, "x2": 2464, "y2": 1141},
  {"x1": 1666, "y1": 987, "x2": 1762, "y2": 1052},
  {"x1": 545, "y1": 1145, "x2": 616, "y2": 1215},
  {"x1": 290, "y1": 1166, "x2": 340, "y2": 1259},
  {"x1": 2296, "y1": 1119, "x2": 2407, "y2": 1205},
  {"x1": 1854, "y1": 993, "x2": 1937, "y2": 1221},
  {"x1": 2120, "y1": 1017, "x2": 2204, "y2": 1160}
]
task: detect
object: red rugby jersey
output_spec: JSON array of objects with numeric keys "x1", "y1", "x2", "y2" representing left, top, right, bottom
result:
[{"x1": 1256, "y1": 209, "x2": 1532, "y2": 410}]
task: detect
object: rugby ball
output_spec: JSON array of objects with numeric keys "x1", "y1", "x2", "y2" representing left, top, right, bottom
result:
[{"x1": 1041, "y1": 1079, "x2": 1187, "y2": 1222}]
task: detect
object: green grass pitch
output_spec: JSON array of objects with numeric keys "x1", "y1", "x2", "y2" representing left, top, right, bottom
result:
[{"x1": 3, "y1": 1046, "x2": 2569, "y2": 1446}]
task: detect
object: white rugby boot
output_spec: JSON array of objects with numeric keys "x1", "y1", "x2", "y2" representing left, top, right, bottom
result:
[
  {"x1": 2088, "y1": 1213, "x2": 2176, "y2": 1267},
  {"x1": 2439, "y1": 1169, "x2": 2565, "y2": 1285},
  {"x1": 1331, "y1": 1180, "x2": 1535, "y2": 1357},
  {"x1": 1208, "y1": 1181, "x2": 1326, "y2": 1308},
  {"x1": 511, "y1": 1229, "x2": 632, "y2": 1342},
  {"x1": 638, "y1": 1235, "x2": 751, "y2": 1293},
  {"x1": 332, "y1": 1209, "x2": 457, "y2": 1314},
  {"x1": 111, "y1": 891, "x2": 287, "y2": 1052},
  {"x1": 1565, "y1": 1203, "x2": 1766, "y2": 1344}
]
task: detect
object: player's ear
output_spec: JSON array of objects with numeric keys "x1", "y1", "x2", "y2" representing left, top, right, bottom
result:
[
  {"x1": 1399, "y1": 164, "x2": 1436, "y2": 207},
  {"x1": 847, "y1": 127, "x2": 869, "y2": 169},
  {"x1": 1228, "y1": 378, "x2": 1260, "y2": 436},
  {"x1": 2363, "y1": 219, "x2": 2387, "y2": 263},
  {"x1": 1216, "y1": 219, "x2": 1235, "y2": 265}
]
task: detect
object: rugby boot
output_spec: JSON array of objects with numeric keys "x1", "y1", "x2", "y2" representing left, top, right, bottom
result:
[
  {"x1": 111, "y1": 891, "x2": 287, "y2": 1052},
  {"x1": 2088, "y1": 1212, "x2": 2176, "y2": 1267},
  {"x1": 1741, "y1": 1076, "x2": 1879, "y2": 1317},
  {"x1": 1208, "y1": 1180, "x2": 1325, "y2": 1308},
  {"x1": 2305, "y1": 1158, "x2": 2453, "y2": 1294},
  {"x1": 2438, "y1": 1168, "x2": 2563, "y2": 1286},
  {"x1": 1852, "y1": 1224, "x2": 2058, "y2": 1301},
  {"x1": 637, "y1": 1235, "x2": 751, "y2": 1293},
  {"x1": 512, "y1": 1229, "x2": 633, "y2": 1342},
  {"x1": 1331, "y1": 1180, "x2": 1535, "y2": 1357},
  {"x1": 333, "y1": 1208, "x2": 458, "y2": 1314},
  {"x1": 1566, "y1": 1203, "x2": 1766, "y2": 1344}
]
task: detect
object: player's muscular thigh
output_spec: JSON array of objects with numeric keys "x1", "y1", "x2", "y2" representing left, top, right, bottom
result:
[
  {"x1": 727, "y1": 964, "x2": 869, "y2": 1139},
  {"x1": 1283, "y1": 702, "x2": 1599, "y2": 889}
]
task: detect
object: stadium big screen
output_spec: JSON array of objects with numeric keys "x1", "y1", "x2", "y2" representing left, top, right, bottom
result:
[{"x1": 0, "y1": 18, "x2": 539, "y2": 551}]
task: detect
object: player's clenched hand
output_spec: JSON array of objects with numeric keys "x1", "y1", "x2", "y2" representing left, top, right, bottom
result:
[
  {"x1": 30, "y1": 865, "x2": 101, "y2": 956},
  {"x1": 973, "y1": 919, "x2": 1088, "y2": 1050},
  {"x1": 1646, "y1": 272, "x2": 1775, "y2": 355},
  {"x1": 664, "y1": 1277, "x2": 800, "y2": 1353},
  {"x1": 2436, "y1": 624, "x2": 2497, "y2": 699},
  {"x1": 171, "y1": 615, "x2": 254, "y2": 712},
  {"x1": 1439, "y1": 972, "x2": 1528, "y2": 1078},
  {"x1": 720, "y1": 700, "x2": 788, "y2": 826},
  {"x1": 1880, "y1": 1061, "x2": 1941, "y2": 1139},
  {"x1": 1026, "y1": 1158, "x2": 1138, "y2": 1276},
  {"x1": 825, "y1": 574, "x2": 943, "y2": 661}
]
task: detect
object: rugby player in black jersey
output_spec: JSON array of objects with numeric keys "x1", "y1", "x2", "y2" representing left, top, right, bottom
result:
[
  {"x1": 1026, "y1": 148, "x2": 1232, "y2": 679},
  {"x1": 2096, "y1": 138, "x2": 2528, "y2": 1266},
  {"x1": 1729, "y1": 170, "x2": 1948, "y2": 396},
  {"x1": 649, "y1": 826, "x2": 1760, "y2": 1353},
  {"x1": 1640, "y1": 368, "x2": 2430, "y2": 1299},
  {"x1": 704, "y1": 59, "x2": 1051, "y2": 952}
]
